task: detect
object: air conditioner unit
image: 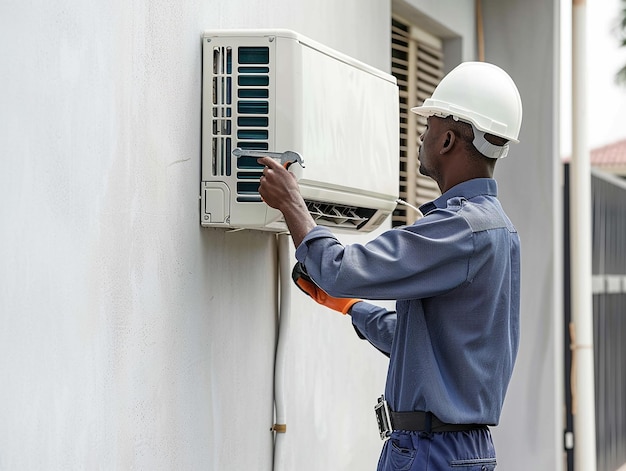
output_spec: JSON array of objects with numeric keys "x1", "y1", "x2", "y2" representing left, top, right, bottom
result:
[{"x1": 201, "y1": 29, "x2": 399, "y2": 232}]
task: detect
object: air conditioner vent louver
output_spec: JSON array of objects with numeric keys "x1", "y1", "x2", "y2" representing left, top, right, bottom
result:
[
  {"x1": 235, "y1": 46, "x2": 270, "y2": 154},
  {"x1": 305, "y1": 200, "x2": 376, "y2": 229},
  {"x1": 233, "y1": 46, "x2": 271, "y2": 202}
]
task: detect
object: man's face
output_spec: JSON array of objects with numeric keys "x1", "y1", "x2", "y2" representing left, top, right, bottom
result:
[{"x1": 417, "y1": 117, "x2": 441, "y2": 180}]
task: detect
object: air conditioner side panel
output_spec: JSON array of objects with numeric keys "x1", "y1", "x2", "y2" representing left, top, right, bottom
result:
[{"x1": 201, "y1": 34, "x2": 284, "y2": 229}]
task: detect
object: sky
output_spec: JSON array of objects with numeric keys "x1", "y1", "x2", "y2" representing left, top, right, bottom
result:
[{"x1": 561, "y1": 0, "x2": 626, "y2": 156}]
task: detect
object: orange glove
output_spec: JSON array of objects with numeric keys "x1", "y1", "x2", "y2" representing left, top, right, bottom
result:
[{"x1": 291, "y1": 263, "x2": 361, "y2": 315}]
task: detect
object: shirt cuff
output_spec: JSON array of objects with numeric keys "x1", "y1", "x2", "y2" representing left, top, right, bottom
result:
[{"x1": 350, "y1": 301, "x2": 396, "y2": 356}]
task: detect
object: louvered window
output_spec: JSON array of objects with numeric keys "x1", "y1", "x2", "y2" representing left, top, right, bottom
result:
[{"x1": 391, "y1": 17, "x2": 444, "y2": 226}]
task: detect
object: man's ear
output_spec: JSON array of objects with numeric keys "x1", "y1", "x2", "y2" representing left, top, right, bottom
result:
[{"x1": 440, "y1": 130, "x2": 455, "y2": 154}]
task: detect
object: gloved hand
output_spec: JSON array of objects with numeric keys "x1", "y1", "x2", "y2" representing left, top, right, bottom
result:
[{"x1": 291, "y1": 262, "x2": 361, "y2": 315}]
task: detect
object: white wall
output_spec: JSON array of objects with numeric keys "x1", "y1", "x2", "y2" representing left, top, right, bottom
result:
[{"x1": 0, "y1": 0, "x2": 390, "y2": 469}]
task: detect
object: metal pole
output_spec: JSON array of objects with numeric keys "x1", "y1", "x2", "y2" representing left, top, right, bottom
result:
[{"x1": 571, "y1": 1, "x2": 597, "y2": 470}]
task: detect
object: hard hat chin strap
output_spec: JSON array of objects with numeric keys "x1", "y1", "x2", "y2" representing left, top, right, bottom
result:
[{"x1": 470, "y1": 123, "x2": 509, "y2": 159}]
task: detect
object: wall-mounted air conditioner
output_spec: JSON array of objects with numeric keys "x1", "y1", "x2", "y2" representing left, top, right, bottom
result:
[{"x1": 201, "y1": 29, "x2": 399, "y2": 232}]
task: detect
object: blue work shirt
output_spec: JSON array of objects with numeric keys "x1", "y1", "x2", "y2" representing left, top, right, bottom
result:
[{"x1": 294, "y1": 178, "x2": 520, "y2": 425}]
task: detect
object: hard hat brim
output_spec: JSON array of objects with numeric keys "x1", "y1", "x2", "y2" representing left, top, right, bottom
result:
[{"x1": 410, "y1": 104, "x2": 520, "y2": 144}]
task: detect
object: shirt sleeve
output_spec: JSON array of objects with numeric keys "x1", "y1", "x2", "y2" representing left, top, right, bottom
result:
[
  {"x1": 294, "y1": 209, "x2": 475, "y2": 301},
  {"x1": 350, "y1": 301, "x2": 396, "y2": 356}
]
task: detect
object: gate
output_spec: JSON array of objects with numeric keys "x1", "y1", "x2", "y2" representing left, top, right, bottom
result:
[{"x1": 564, "y1": 164, "x2": 626, "y2": 471}]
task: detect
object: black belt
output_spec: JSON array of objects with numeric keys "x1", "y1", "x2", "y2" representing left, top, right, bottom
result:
[
  {"x1": 390, "y1": 410, "x2": 488, "y2": 433},
  {"x1": 374, "y1": 396, "x2": 487, "y2": 440}
]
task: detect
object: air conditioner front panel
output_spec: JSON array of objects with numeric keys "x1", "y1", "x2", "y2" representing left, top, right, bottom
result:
[{"x1": 294, "y1": 41, "x2": 399, "y2": 199}]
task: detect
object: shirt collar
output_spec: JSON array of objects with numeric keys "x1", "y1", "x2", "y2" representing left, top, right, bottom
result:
[{"x1": 419, "y1": 178, "x2": 498, "y2": 215}]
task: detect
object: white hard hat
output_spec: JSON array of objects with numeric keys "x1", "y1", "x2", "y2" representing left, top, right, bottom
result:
[{"x1": 411, "y1": 61, "x2": 523, "y2": 158}]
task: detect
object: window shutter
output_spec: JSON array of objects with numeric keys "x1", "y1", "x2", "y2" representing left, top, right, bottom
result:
[{"x1": 391, "y1": 16, "x2": 444, "y2": 226}]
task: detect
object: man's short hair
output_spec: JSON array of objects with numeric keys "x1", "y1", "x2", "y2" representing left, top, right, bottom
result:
[{"x1": 443, "y1": 116, "x2": 507, "y2": 163}]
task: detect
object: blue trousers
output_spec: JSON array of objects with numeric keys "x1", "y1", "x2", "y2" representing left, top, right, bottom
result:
[{"x1": 377, "y1": 428, "x2": 497, "y2": 471}]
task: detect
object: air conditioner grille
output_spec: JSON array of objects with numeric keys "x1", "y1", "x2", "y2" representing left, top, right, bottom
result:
[
  {"x1": 211, "y1": 45, "x2": 233, "y2": 177},
  {"x1": 305, "y1": 200, "x2": 377, "y2": 229},
  {"x1": 210, "y1": 44, "x2": 272, "y2": 196},
  {"x1": 232, "y1": 46, "x2": 271, "y2": 202}
]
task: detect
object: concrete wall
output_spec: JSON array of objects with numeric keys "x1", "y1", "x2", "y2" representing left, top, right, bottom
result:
[{"x1": 0, "y1": 0, "x2": 562, "y2": 470}]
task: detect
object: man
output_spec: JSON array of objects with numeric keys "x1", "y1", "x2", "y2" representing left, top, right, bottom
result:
[{"x1": 258, "y1": 61, "x2": 522, "y2": 470}]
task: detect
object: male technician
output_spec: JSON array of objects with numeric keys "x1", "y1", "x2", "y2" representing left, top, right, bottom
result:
[{"x1": 258, "y1": 62, "x2": 522, "y2": 470}]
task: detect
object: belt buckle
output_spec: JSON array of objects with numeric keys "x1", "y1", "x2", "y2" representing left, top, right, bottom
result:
[{"x1": 374, "y1": 395, "x2": 392, "y2": 440}]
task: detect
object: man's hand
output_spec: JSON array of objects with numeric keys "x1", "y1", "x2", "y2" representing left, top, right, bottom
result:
[
  {"x1": 292, "y1": 262, "x2": 361, "y2": 315},
  {"x1": 257, "y1": 156, "x2": 302, "y2": 211},
  {"x1": 258, "y1": 156, "x2": 316, "y2": 247}
]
